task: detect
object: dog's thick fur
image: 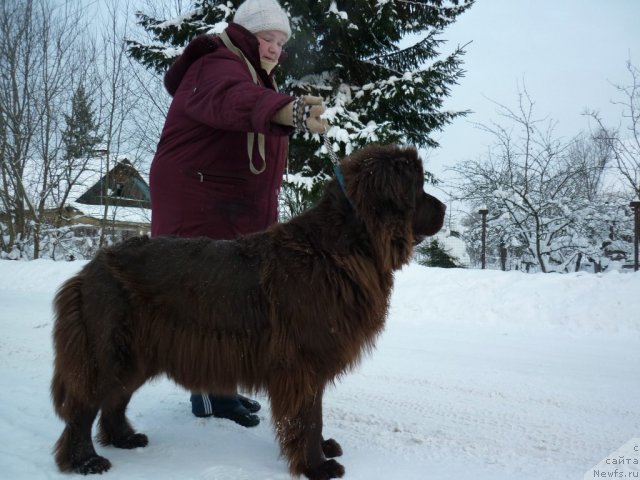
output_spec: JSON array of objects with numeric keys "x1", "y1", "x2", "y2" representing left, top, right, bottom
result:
[{"x1": 51, "y1": 144, "x2": 446, "y2": 479}]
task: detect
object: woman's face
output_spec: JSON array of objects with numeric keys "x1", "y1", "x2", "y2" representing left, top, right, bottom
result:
[{"x1": 255, "y1": 30, "x2": 287, "y2": 62}]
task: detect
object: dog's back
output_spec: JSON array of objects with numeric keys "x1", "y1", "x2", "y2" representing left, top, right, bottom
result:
[{"x1": 51, "y1": 234, "x2": 270, "y2": 416}]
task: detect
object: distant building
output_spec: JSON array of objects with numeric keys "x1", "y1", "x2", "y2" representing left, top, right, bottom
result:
[{"x1": 51, "y1": 157, "x2": 151, "y2": 238}]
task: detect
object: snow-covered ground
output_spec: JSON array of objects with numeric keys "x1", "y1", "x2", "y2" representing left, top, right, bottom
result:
[{"x1": 0, "y1": 259, "x2": 638, "y2": 479}]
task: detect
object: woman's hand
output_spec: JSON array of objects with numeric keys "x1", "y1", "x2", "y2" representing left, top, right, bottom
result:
[
  {"x1": 272, "y1": 96, "x2": 328, "y2": 134},
  {"x1": 301, "y1": 96, "x2": 328, "y2": 134}
]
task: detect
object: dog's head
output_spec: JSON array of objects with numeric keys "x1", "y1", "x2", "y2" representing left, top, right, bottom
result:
[{"x1": 340, "y1": 144, "x2": 446, "y2": 270}]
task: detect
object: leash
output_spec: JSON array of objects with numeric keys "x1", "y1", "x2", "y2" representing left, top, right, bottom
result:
[{"x1": 323, "y1": 133, "x2": 348, "y2": 196}]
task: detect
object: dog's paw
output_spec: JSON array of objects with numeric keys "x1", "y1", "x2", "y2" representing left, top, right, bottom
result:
[
  {"x1": 304, "y1": 459, "x2": 345, "y2": 480},
  {"x1": 112, "y1": 432, "x2": 148, "y2": 449},
  {"x1": 73, "y1": 455, "x2": 112, "y2": 475},
  {"x1": 321, "y1": 438, "x2": 343, "y2": 458}
]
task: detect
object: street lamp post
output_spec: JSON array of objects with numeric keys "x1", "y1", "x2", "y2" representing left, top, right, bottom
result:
[
  {"x1": 630, "y1": 199, "x2": 640, "y2": 272},
  {"x1": 478, "y1": 207, "x2": 489, "y2": 269}
]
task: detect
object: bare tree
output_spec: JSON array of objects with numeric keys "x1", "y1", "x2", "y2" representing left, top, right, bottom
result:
[
  {"x1": 0, "y1": 0, "x2": 92, "y2": 258},
  {"x1": 567, "y1": 129, "x2": 612, "y2": 202},
  {"x1": 452, "y1": 89, "x2": 618, "y2": 272},
  {"x1": 587, "y1": 60, "x2": 640, "y2": 199},
  {"x1": 0, "y1": 0, "x2": 164, "y2": 260},
  {"x1": 62, "y1": 0, "x2": 153, "y2": 249}
]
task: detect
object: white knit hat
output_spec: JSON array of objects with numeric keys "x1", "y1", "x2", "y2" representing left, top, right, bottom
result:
[{"x1": 233, "y1": 0, "x2": 291, "y2": 40}]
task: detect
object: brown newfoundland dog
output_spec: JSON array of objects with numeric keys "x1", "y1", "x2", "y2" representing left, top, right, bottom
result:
[{"x1": 51, "y1": 144, "x2": 446, "y2": 479}]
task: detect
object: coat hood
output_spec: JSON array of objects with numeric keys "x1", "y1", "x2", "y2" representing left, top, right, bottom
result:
[{"x1": 163, "y1": 23, "x2": 285, "y2": 97}]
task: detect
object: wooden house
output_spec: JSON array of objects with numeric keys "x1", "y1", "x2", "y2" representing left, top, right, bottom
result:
[{"x1": 56, "y1": 157, "x2": 152, "y2": 238}]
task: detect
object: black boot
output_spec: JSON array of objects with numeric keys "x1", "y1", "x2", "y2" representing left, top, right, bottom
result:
[
  {"x1": 237, "y1": 394, "x2": 261, "y2": 413},
  {"x1": 190, "y1": 394, "x2": 260, "y2": 428}
]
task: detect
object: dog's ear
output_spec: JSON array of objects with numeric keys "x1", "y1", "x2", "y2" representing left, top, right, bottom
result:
[{"x1": 342, "y1": 145, "x2": 422, "y2": 270}]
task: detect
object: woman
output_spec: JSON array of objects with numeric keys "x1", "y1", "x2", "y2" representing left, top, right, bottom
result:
[{"x1": 150, "y1": 0, "x2": 327, "y2": 427}]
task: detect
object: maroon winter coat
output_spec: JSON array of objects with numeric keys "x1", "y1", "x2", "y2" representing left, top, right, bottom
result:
[{"x1": 150, "y1": 23, "x2": 294, "y2": 239}]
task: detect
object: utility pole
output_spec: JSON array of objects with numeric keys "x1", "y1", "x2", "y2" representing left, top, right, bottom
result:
[{"x1": 478, "y1": 207, "x2": 489, "y2": 269}]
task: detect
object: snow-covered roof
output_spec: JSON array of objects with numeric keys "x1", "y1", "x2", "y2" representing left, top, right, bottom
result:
[{"x1": 65, "y1": 156, "x2": 151, "y2": 226}]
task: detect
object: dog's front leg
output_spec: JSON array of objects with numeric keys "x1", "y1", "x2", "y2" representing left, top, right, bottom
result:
[
  {"x1": 270, "y1": 382, "x2": 344, "y2": 479},
  {"x1": 321, "y1": 437, "x2": 343, "y2": 459},
  {"x1": 312, "y1": 391, "x2": 343, "y2": 460},
  {"x1": 304, "y1": 389, "x2": 344, "y2": 479}
]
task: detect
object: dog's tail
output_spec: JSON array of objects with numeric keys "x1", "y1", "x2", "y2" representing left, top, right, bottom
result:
[{"x1": 51, "y1": 273, "x2": 96, "y2": 420}]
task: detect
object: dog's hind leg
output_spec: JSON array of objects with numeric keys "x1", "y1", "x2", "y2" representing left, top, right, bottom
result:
[
  {"x1": 54, "y1": 405, "x2": 111, "y2": 474},
  {"x1": 97, "y1": 389, "x2": 148, "y2": 449},
  {"x1": 51, "y1": 275, "x2": 112, "y2": 474}
]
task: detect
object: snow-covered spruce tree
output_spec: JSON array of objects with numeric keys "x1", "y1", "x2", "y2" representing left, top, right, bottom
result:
[{"x1": 127, "y1": 0, "x2": 473, "y2": 176}]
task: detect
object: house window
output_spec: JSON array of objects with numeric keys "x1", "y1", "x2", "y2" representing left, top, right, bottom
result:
[{"x1": 115, "y1": 183, "x2": 124, "y2": 197}]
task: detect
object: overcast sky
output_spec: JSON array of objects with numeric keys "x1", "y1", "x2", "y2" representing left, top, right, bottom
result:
[{"x1": 427, "y1": 0, "x2": 640, "y2": 182}]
